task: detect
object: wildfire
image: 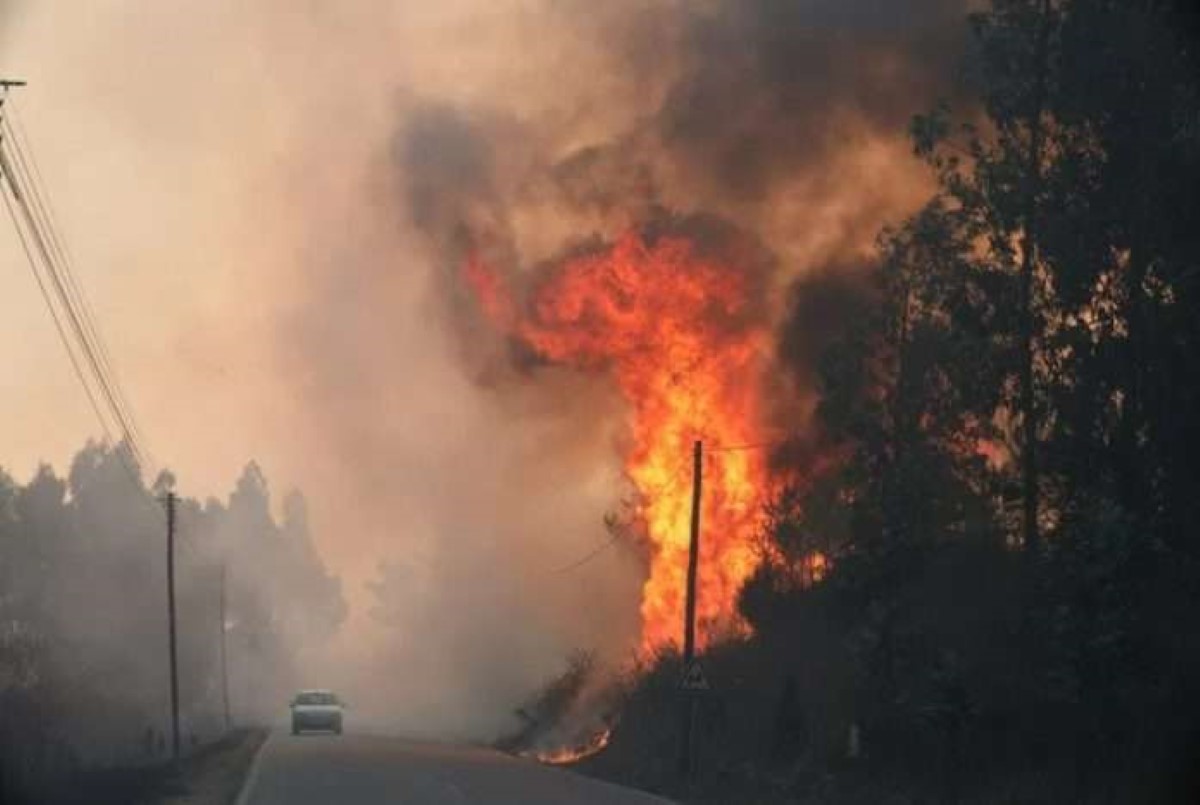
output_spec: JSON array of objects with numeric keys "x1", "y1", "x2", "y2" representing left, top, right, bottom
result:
[
  {"x1": 528, "y1": 728, "x2": 613, "y2": 765},
  {"x1": 464, "y1": 229, "x2": 775, "y2": 653}
]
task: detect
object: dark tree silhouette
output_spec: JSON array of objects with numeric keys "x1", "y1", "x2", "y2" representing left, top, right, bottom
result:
[{"x1": 0, "y1": 442, "x2": 346, "y2": 801}]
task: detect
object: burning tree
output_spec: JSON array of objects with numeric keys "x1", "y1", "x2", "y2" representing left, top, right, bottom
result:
[{"x1": 464, "y1": 222, "x2": 786, "y2": 654}]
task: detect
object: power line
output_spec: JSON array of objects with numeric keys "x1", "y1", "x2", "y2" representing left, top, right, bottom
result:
[
  {"x1": 707, "y1": 438, "x2": 787, "y2": 453},
  {"x1": 1, "y1": 179, "x2": 112, "y2": 449},
  {"x1": 1, "y1": 117, "x2": 149, "y2": 469},
  {"x1": 0, "y1": 90, "x2": 156, "y2": 479},
  {"x1": 11, "y1": 104, "x2": 153, "y2": 464},
  {"x1": 6, "y1": 175, "x2": 146, "y2": 471},
  {"x1": 0, "y1": 87, "x2": 161, "y2": 508},
  {"x1": 4, "y1": 100, "x2": 155, "y2": 471},
  {"x1": 552, "y1": 533, "x2": 621, "y2": 574},
  {"x1": 0, "y1": 173, "x2": 147, "y2": 494}
]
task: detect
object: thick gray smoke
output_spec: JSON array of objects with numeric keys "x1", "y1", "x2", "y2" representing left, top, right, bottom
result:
[
  {"x1": 1, "y1": 0, "x2": 969, "y2": 742},
  {"x1": 305, "y1": 0, "x2": 970, "y2": 738}
]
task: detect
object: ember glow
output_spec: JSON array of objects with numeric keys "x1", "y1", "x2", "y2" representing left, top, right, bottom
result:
[
  {"x1": 527, "y1": 728, "x2": 613, "y2": 766},
  {"x1": 465, "y1": 230, "x2": 776, "y2": 653}
]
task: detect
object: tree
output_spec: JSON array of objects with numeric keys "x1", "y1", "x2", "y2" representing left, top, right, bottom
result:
[
  {"x1": 893, "y1": 0, "x2": 1200, "y2": 794},
  {"x1": 0, "y1": 442, "x2": 347, "y2": 782}
]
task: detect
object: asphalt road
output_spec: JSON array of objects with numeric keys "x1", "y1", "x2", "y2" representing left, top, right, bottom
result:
[{"x1": 236, "y1": 732, "x2": 673, "y2": 805}]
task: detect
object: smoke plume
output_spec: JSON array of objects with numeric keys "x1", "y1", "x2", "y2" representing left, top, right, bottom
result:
[{"x1": 0, "y1": 0, "x2": 969, "y2": 739}]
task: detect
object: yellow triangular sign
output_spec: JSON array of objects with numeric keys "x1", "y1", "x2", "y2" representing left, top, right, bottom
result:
[{"x1": 680, "y1": 659, "x2": 710, "y2": 691}]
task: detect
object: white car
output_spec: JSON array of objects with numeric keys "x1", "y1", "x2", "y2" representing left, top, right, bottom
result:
[{"x1": 290, "y1": 689, "x2": 344, "y2": 735}]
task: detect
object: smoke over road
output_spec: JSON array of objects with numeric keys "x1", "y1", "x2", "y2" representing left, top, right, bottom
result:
[{"x1": 0, "y1": 0, "x2": 967, "y2": 739}]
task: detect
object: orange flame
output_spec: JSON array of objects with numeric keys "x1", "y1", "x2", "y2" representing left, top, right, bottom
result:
[
  {"x1": 528, "y1": 728, "x2": 613, "y2": 765},
  {"x1": 465, "y1": 231, "x2": 774, "y2": 653}
]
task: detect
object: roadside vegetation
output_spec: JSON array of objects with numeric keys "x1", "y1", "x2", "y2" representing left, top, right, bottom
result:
[
  {"x1": 547, "y1": 1, "x2": 1200, "y2": 802},
  {"x1": 0, "y1": 444, "x2": 342, "y2": 803}
]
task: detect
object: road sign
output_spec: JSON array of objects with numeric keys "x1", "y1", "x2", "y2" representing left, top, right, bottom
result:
[{"x1": 680, "y1": 659, "x2": 711, "y2": 691}]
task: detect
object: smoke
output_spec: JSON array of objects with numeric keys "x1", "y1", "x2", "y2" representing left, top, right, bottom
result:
[
  {"x1": 659, "y1": 0, "x2": 967, "y2": 200},
  {"x1": 0, "y1": 444, "x2": 345, "y2": 769},
  {"x1": 393, "y1": 0, "x2": 967, "y2": 276},
  {"x1": 0, "y1": 0, "x2": 969, "y2": 741}
]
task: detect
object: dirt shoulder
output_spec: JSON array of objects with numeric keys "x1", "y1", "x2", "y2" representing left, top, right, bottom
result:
[
  {"x1": 26, "y1": 730, "x2": 267, "y2": 805},
  {"x1": 151, "y1": 729, "x2": 268, "y2": 805}
]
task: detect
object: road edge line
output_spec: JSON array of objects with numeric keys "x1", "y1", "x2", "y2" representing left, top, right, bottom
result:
[{"x1": 233, "y1": 730, "x2": 271, "y2": 805}]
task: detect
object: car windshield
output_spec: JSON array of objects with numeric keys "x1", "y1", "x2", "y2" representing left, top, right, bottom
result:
[{"x1": 296, "y1": 692, "x2": 337, "y2": 706}]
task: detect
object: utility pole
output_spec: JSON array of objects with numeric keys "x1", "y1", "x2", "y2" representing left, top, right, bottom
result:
[
  {"x1": 219, "y1": 563, "x2": 231, "y2": 733},
  {"x1": 0, "y1": 79, "x2": 27, "y2": 97},
  {"x1": 165, "y1": 491, "x2": 180, "y2": 761},
  {"x1": 679, "y1": 439, "x2": 702, "y2": 778},
  {"x1": 684, "y1": 439, "x2": 702, "y2": 664}
]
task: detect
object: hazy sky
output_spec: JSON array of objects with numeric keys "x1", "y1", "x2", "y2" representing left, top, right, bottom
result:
[
  {"x1": 0, "y1": 0, "x2": 633, "y2": 572},
  {"x1": 0, "y1": 0, "x2": 954, "y2": 734},
  {"x1": 0, "y1": 3, "x2": 662, "y2": 732}
]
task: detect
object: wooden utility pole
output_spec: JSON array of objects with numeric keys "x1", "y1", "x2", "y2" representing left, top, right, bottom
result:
[
  {"x1": 166, "y1": 491, "x2": 180, "y2": 761},
  {"x1": 684, "y1": 440, "x2": 702, "y2": 663},
  {"x1": 679, "y1": 440, "x2": 703, "y2": 777},
  {"x1": 219, "y1": 563, "x2": 231, "y2": 733}
]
